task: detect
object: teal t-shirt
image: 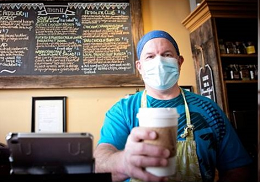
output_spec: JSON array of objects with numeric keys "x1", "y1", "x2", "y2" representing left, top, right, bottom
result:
[{"x1": 98, "y1": 90, "x2": 252, "y2": 181}]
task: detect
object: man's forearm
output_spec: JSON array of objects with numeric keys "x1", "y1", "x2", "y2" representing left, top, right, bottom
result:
[
  {"x1": 94, "y1": 144, "x2": 128, "y2": 182},
  {"x1": 218, "y1": 166, "x2": 251, "y2": 182}
]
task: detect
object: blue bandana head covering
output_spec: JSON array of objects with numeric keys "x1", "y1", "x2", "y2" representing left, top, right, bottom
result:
[{"x1": 136, "y1": 30, "x2": 180, "y2": 60}]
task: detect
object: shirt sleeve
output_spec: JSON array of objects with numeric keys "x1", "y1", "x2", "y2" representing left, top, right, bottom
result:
[{"x1": 97, "y1": 99, "x2": 131, "y2": 150}]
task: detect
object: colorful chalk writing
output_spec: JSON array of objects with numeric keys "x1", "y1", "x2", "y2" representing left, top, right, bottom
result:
[{"x1": 0, "y1": 2, "x2": 134, "y2": 75}]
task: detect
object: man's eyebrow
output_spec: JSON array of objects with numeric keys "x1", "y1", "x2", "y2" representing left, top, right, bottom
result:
[
  {"x1": 162, "y1": 50, "x2": 175, "y2": 54},
  {"x1": 143, "y1": 52, "x2": 154, "y2": 55}
]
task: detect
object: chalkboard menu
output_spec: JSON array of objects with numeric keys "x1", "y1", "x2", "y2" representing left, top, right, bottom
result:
[{"x1": 0, "y1": 0, "x2": 144, "y2": 88}]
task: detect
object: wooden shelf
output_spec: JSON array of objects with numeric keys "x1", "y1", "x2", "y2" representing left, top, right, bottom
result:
[
  {"x1": 220, "y1": 54, "x2": 257, "y2": 58},
  {"x1": 225, "y1": 80, "x2": 258, "y2": 84},
  {"x1": 182, "y1": 0, "x2": 258, "y2": 120},
  {"x1": 182, "y1": 1, "x2": 258, "y2": 172}
]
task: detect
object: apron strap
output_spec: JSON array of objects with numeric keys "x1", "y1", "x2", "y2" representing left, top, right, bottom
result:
[
  {"x1": 179, "y1": 88, "x2": 194, "y2": 140},
  {"x1": 141, "y1": 89, "x2": 147, "y2": 108},
  {"x1": 141, "y1": 88, "x2": 194, "y2": 140}
]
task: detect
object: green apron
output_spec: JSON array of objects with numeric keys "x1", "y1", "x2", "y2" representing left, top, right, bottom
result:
[{"x1": 130, "y1": 88, "x2": 202, "y2": 182}]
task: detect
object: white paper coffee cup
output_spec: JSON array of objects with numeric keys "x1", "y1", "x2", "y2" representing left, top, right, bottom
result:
[{"x1": 137, "y1": 108, "x2": 179, "y2": 177}]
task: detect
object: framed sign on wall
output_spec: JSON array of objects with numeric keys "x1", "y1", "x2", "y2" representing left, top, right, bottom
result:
[
  {"x1": 31, "y1": 96, "x2": 67, "y2": 133},
  {"x1": 180, "y1": 86, "x2": 193, "y2": 92}
]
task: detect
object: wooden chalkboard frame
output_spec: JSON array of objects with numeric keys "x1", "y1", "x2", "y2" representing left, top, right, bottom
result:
[{"x1": 0, "y1": 0, "x2": 144, "y2": 89}]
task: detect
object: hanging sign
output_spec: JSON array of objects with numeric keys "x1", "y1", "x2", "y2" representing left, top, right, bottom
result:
[{"x1": 198, "y1": 64, "x2": 216, "y2": 102}]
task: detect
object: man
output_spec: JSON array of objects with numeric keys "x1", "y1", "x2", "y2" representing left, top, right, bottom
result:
[{"x1": 94, "y1": 30, "x2": 252, "y2": 182}]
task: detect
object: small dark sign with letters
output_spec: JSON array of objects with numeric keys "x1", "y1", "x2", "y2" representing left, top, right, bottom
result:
[{"x1": 199, "y1": 64, "x2": 216, "y2": 102}]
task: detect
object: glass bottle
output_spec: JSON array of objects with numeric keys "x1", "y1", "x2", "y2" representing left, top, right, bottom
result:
[
  {"x1": 246, "y1": 41, "x2": 256, "y2": 54},
  {"x1": 235, "y1": 42, "x2": 246, "y2": 54},
  {"x1": 229, "y1": 64, "x2": 234, "y2": 80},
  {"x1": 223, "y1": 66, "x2": 228, "y2": 80},
  {"x1": 225, "y1": 42, "x2": 234, "y2": 54},
  {"x1": 219, "y1": 39, "x2": 226, "y2": 54},
  {"x1": 233, "y1": 64, "x2": 241, "y2": 80},
  {"x1": 249, "y1": 65, "x2": 255, "y2": 80},
  {"x1": 254, "y1": 64, "x2": 258, "y2": 80},
  {"x1": 239, "y1": 65, "x2": 249, "y2": 80}
]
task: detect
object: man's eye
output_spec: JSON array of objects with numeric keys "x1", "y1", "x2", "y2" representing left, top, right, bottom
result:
[
  {"x1": 164, "y1": 54, "x2": 173, "y2": 57},
  {"x1": 146, "y1": 55, "x2": 154, "y2": 59}
]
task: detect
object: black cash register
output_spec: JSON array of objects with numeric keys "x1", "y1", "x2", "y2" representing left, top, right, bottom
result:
[
  {"x1": 6, "y1": 132, "x2": 94, "y2": 175},
  {"x1": 4, "y1": 132, "x2": 112, "y2": 181}
]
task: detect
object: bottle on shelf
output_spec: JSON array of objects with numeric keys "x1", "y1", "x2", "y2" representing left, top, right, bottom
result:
[
  {"x1": 223, "y1": 66, "x2": 229, "y2": 80},
  {"x1": 245, "y1": 41, "x2": 256, "y2": 54},
  {"x1": 228, "y1": 64, "x2": 235, "y2": 80},
  {"x1": 239, "y1": 65, "x2": 250, "y2": 80},
  {"x1": 219, "y1": 39, "x2": 226, "y2": 54},
  {"x1": 254, "y1": 64, "x2": 258, "y2": 79},
  {"x1": 232, "y1": 64, "x2": 241, "y2": 80},
  {"x1": 249, "y1": 65, "x2": 255, "y2": 80},
  {"x1": 225, "y1": 64, "x2": 234, "y2": 80},
  {"x1": 235, "y1": 42, "x2": 246, "y2": 54},
  {"x1": 225, "y1": 42, "x2": 236, "y2": 54}
]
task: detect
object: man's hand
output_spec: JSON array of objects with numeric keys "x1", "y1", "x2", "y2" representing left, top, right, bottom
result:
[
  {"x1": 122, "y1": 127, "x2": 170, "y2": 181},
  {"x1": 94, "y1": 127, "x2": 171, "y2": 182}
]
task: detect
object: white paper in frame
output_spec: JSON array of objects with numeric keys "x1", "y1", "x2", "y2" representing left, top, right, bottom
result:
[{"x1": 32, "y1": 97, "x2": 67, "y2": 133}]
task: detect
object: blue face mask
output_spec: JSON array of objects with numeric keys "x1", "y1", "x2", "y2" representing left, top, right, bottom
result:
[{"x1": 141, "y1": 56, "x2": 179, "y2": 90}]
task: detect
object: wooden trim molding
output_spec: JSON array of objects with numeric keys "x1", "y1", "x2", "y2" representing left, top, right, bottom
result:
[{"x1": 182, "y1": 0, "x2": 258, "y2": 32}]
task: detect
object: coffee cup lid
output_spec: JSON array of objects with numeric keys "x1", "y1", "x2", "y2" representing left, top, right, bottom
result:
[{"x1": 137, "y1": 108, "x2": 179, "y2": 119}]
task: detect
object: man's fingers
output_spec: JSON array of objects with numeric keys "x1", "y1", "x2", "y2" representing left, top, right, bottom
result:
[
  {"x1": 127, "y1": 127, "x2": 170, "y2": 158},
  {"x1": 127, "y1": 141, "x2": 170, "y2": 158},
  {"x1": 130, "y1": 127, "x2": 157, "y2": 142},
  {"x1": 129, "y1": 155, "x2": 168, "y2": 168}
]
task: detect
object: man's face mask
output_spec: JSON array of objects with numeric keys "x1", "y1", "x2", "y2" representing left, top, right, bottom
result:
[{"x1": 141, "y1": 56, "x2": 180, "y2": 90}]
